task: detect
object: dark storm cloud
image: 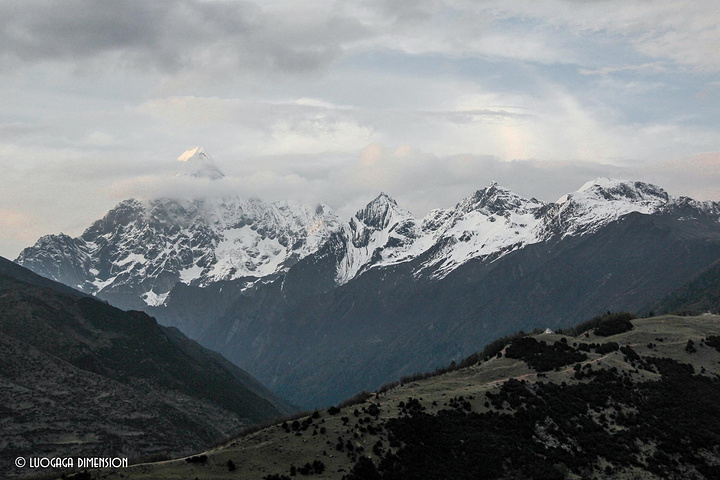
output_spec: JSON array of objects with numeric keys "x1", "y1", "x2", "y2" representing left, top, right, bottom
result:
[{"x1": 0, "y1": 0, "x2": 368, "y2": 74}]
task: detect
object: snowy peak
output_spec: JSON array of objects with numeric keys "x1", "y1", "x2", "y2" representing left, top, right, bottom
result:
[
  {"x1": 17, "y1": 173, "x2": 718, "y2": 310},
  {"x1": 355, "y1": 193, "x2": 405, "y2": 230},
  {"x1": 459, "y1": 182, "x2": 545, "y2": 216},
  {"x1": 412, "y1": 184, "x2": 547, "y2": 278},
  {"x1": 547, "y1": 178, "x2": 671, "y2": 238},
  {"x1": 16, "y1": 192, "x2": 343, "y2": 308},
  {"x1": 336, "y1": 194, "x2": 420, "y2": 284},
  {"x1": 177, "y1": 147, "x2": 225, "y2": 180},
  {"x1": 339, "y1": 178, "x2": 678, "y2": 284},
  {"x1": 575, "y1": 178, "x2": 669, "y2": 205}
]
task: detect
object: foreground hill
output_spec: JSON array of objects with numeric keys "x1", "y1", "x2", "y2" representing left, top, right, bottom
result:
[
  {"x1": 0, "y1": 257, "x2": 292, "y2": 478},
  {"x1": 73, "y1": 313, "x2": 720, "y2": 480}
]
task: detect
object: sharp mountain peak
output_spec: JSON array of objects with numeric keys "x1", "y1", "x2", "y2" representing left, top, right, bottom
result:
[
  {"x1": 459, "y1": 181, "x2": 543, "y2": 215},
  {"x1": 176, "y1": 146, "x2": 225, "y2": 180}
]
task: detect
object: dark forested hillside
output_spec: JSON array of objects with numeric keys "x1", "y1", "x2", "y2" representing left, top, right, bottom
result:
[
  {"x1": 649, "y1": 260, "x2": 720, "y2": 315},
  {"x1": 0, "y1": 258, "x2": 292, "y2": 478}
]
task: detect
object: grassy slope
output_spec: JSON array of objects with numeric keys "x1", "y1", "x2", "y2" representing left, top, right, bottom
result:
[{"x1": 79, "y1": 314, "x2": 720, "y2": 480}]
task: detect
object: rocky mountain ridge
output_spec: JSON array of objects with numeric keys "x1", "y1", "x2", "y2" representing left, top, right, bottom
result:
[{"x1": 17, "y1": 152, "x2": 717, "y2": 311}]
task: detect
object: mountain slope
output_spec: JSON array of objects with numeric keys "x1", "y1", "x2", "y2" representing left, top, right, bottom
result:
[
  {"x1": 172, "y1": 206, "x2": 720, "y2": 406},
  {"x1": 648, "y1": 259, "x2": 720, "y2": 315},
  {"x1": 79, "y1": 314, "x2": 720, "y2": 480},
  {"x1": 0, "y1": 257, "x2": 292, "y2": 478}
]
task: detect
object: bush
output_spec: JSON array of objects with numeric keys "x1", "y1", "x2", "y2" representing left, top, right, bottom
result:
[
  {"x1": 706, "y1": 336, "x2": 720, "y2": 352},
  {"x1": 572, "y1": 311, "x2": 637, "y2": 337},
  {"x1": 594, "y1": 312, "x2": 636, "y2": 336},
  {"x1": 337, "y1": 391, "x2": 372, "y2": 409},
  {"x1": 505, "y1": 337, "x2": 587, "y2": 372}
]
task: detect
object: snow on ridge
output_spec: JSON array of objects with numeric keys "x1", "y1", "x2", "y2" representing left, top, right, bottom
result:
[
  {"x1": 549, "y1": 178, "x2": 672, "y2": 238},
  {"x1": 336, "y1": 183, "x2": 548, "y2": 283},
  {"x1": 351, "y1": 179, "x2": 677, "y2": 281},
  {"x1": 335, "y1": 193, "x2": 420, "y2": 284},
  {"x1": 177, "y1": 146, "x2": 208, "y2": 162},
  {"x1": 159, "y1": 196, "x2": 342, "y2": 285},
  {"x1": 577, "y1": 176, "x2": 627, "y2": 192},
  {"x1": 23, "y1": 190, "x2": 344, "y2": 298},
  {"x1": 414, "y1": 184, "x2": 546, "y2": 278},
  {"x1": 457, "y1": 182, "x2": 544, "y2": 216}
]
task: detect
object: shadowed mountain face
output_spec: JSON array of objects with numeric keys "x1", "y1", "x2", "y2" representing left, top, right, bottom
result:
[
  {"x1": 0, "y1": 257, "x2": 292, "y2": 478},
  {"x1": 649, "y1": 260, "x2": 720, "y2": 315},
  {"x1": 170, "y1": 209, "x2": 720, "y2": 406}
]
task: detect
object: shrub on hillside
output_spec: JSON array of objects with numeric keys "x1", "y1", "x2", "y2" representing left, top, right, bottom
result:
[
  {"x1": 505, "y1": 337, "x2": 587, "y2": 372},
  {"x1": 594, "y1": 312, "x2": 635, "y2": 336},
  {"x1": 572, "y1": 311, "x2": 636, "y2": 337}
]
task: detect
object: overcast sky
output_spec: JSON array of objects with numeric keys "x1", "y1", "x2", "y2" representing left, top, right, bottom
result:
[{"x1": 1, "y1": 0, "x2": 720, "y2": 258}]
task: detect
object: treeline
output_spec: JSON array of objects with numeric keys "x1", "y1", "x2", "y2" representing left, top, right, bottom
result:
[{"x1": 374, "y1": 311, "x2": 637, "y2": 396}]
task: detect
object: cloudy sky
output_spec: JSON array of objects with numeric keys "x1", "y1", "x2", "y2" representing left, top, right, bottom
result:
[{"x1": 1, "y1": 0, "x2": 719, "y2": 258}]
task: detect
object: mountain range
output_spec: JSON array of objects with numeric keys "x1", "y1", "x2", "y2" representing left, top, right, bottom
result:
[{"x1": 16, "y1": 148, "x2": 720, "y2": 406}]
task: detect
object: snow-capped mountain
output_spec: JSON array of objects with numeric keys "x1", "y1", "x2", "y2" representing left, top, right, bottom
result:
[
  {"x1": 410, "y1": 182, "x2": 546, "y2": 278},
  {"x1": 17, "y1": 197, "x2": 341, "y2": 308},
  {"x1": 16, "y1": 164, "x2": 720, "y2": 312},
  {"x1": 16, "y1": 148, "x2": 342, "y2": 309},
  {"x1": 335, "y1": 193, "x2": 421, "y2": 284},
  {"x1": 177, "y1": 146, "x2": 225, "y2": 180},
  {"x1": 537, "y1": 178, "x2": 673, "y2": 238},
  {"x1": 333, "y1": 178, "x2": 707, "y2": 283}
]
